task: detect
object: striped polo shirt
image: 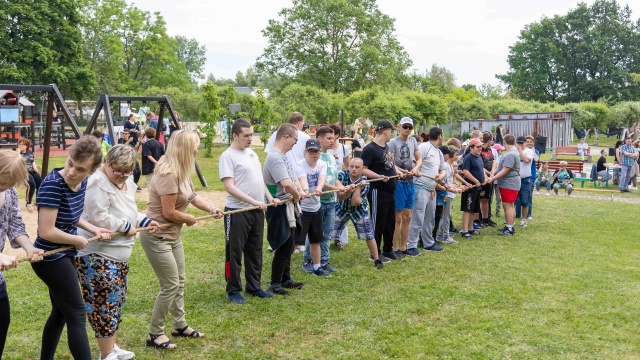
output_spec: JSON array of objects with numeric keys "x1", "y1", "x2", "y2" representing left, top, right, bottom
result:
[{"x1": 34, "y1": 168, "x2": 87, "y2": 261}]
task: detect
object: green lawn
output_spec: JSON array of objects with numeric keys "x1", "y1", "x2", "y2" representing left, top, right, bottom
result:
[{"x1": 4, "y1": 194, "x2": 640, "y2": 359}]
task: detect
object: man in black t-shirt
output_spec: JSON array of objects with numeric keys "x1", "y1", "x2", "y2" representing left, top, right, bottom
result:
[
  {"x1": 596, "y1": 149, "x2": 612, "y2": 186},
  {"x1": 479, "y1": 132, "x2": 497, "y2": 227},
  {"x1": 361, "y1": 120, "x2": 405, "y2": 262}
]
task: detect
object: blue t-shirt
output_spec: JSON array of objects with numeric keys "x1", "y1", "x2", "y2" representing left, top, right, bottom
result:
[
  {"x1": 462, "y1": 153, "x2": 485, "y2": 189},
  {"x1": 34, "y1": 168, "x2": 87, "y2": 261},
  {"x1": 530, "y1": 149, "x2": 540, "y2": 180}
]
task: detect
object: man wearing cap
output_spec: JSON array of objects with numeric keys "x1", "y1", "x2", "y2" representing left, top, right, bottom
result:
[
  {"x1": 295, "y1": 138, "x2": 331, "y2": 277},
  {"x1": 387, "y1": 117, "x2": 422, "y2": 258},
  {"x1": 515, "y1": 136, "x2": 535, "y2": 228},
  {"x1": 459, "y1": 137, "x2": 487, "y2": 239},
  {"x1": 407, "y1": 127, "x2": 446, "y2": 254},
  {"x1": 361, "y1": 120, "x2": 404, "y2": 261}
]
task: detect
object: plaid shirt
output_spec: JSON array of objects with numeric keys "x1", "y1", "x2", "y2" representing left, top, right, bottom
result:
[
  {"x1": 336, "y1": 170, "x2": 369, "y2": 221},
  {"x1": 620, "y1": 144, "x2": 636, "y2": 166}
]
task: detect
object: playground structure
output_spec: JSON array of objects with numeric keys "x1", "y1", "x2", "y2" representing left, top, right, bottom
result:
[
  {"x1": 0, "y1": 84, "x2": 81, "y2": 175},
  {"x1": 85, "y1": 94, "x2": 207, "y2": 187}
]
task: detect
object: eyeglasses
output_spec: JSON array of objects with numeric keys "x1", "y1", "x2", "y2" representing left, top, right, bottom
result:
[
  {"x1": 110, "y1": 164, "x2": 134, "y2": 177},
  {"x1": 401, "y1": 124, "x2": 413, "y2": 130},
  {"x1": 469, "y1": 145, "x2": 477, "y2": 149},
  {"x1": 285, "y1": 135, "x2": 298, "y2": 144}
]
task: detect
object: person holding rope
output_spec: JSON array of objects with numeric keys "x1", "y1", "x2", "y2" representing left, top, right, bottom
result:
[
  {"x1": 140, "y1": 130, "x2": 223, "y2": 349},
  {"x1": 459, "y1": 138, "x2": 488, "y2": 240},
  {"x1": 31, "y1": 135, "x2": 112, "y2": 360},
  {"x1": 486, "y1": 134, "x2": 520, "y2": 236},
  {"x1": 76, "y1": 144, "x2": 160, "y2": 360},
  {"x1": 220, "y1": 119, "x2": 279, "y2": 304},
  {"x1": 264, "y1": 124, "x2": 306, "y2": 295},
  {"x1": 0, "y1": 151, "x2": 44, "y2": 359}
]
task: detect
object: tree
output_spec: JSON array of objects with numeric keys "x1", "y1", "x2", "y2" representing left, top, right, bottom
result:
[
  {"x1": 174, "y1": 35, "x2": 207, "y2": 83},
  {"x1": 0, "y1": 0, "x2": 95, "y2": 97},
  {"x1": 498, "y1": 0, "x2": 640, "y2": 103},
  {"x1": 257, "y1": 0, "x2": 412, "y2": 93},
  {"x1": 200, "y1": 81, "x2": 221, "y2": 157},
  {"x1": 270, "y1": 84, "x2": 331, "y2": 123},
  {"x1": 608, "y1": 101, "x2": 640, "y2": 128}
]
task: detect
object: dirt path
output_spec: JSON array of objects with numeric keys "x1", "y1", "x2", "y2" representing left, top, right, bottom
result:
[{"x1": 3, "y1": 188, "x2": 228, "y2": 257}]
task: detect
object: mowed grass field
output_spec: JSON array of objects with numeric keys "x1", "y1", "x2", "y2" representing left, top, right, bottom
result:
[{"x1": 3, "y1": 146, "x2": 640, "y2": 359}]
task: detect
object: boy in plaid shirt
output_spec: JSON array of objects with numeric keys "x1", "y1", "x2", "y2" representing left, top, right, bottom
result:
[{"x1": 330, "y1": 158, "x2": 383, "y2": 269}]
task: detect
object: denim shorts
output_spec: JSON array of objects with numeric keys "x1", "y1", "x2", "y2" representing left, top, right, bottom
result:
[
  {"x1": 394, "y1": 181, "x2": 415, "y2": 211},
  {"x1": 518, "y1": 178, "x2": 532, "y2": 207}
]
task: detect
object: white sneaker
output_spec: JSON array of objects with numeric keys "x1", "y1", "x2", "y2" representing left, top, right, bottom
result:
[
  {"x1": 545, "y1": 192, "x2": 550, "y2": 196},
  {"x1": 113, "y1": 345, "x2": 135, "y2": 360},
  {"x1": 519, "y1": 219, "x2": 527, "y2": 228},
  {"x1": 535, "y1": 191, "x2": 540, "y2": 195},
  {"x1": 99, "y1": 353, "x2": 119, "y2": 360},
  {"x1": 294, "y1": 245, "x2": 305, "y2": 253},
  {"x1": 527, "y1": 217, "x2": 533, "y2": 221},
  {"x1": 630, "y1": 186, "x2": 637, "y2": 190}
]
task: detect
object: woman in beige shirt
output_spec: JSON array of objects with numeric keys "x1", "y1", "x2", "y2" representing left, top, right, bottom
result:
[{"x1": 140, "y1": 130, "x2": 223, "y2": 350}]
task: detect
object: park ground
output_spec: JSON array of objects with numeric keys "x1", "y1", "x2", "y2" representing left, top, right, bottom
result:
[{"x1": 2, "y1": 145, "x2": 640, "y2": 359}]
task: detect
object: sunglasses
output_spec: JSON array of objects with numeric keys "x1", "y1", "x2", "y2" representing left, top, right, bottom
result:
[
  {"x1": 110, "y1": 164, "x2": 134, "y2": 177},
  {"x1": 401, "y1": 124, "x2": 413, "y2": 130}
]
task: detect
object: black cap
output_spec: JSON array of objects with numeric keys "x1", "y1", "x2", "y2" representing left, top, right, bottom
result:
[
  {"x1": 305, "y1": 139, "x2": 321, "y2": 151},
  {"x1": 438, "y1": 145, "x2": 451, "y2": 156},
  {"x1": 516, "y1": 136, "x2": 526, "y2": 143},
  {"x1": 374, "y1": 120, "x2": 394, "y2": 131}
]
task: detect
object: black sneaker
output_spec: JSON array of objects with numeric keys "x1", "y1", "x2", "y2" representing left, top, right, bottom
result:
[
  {"x1": 322, "y1": 263, "x2": 337, "y2": 273},
  {"x1": 374, "y1": 259, "x2": 384, "y2": 269},
  {"x1": 378, "y1": 253, "x2": 391, "y2": 263},
  {"x1": 470, "y1": 230, "x2": 481, "y2": 235},
  {"x1": 382, "y1": 251, "x2": 400, "y2": 260},
  {"x1": 302, "y1": 260, "x2": 313, "y2": 273},
  {"x1": 281, "y1": 280, "x2": 304, "y2": 289},
  {"x1": 424, "y1": 244, "x2": 444, "y2": 252},
  {"x1": 394, "y1": 250, "x2": 406, "y2": 259},
  {"x1": 266, "y1": 284, "x2": 289, "y2": 296},
  {"x1": 312, "y1": 267, "x2": 331, "y2": 277},
  {"x1": 498, "y1": 226, "x2": 515, "y2": 236},
  {"x1": 245, "y1": 289, "x2": 274, "y2": 298},
  {"x1": 405, "y1": 248, "x2": 421, "y2": 256},
  {"x1": 483, "y1": 218, "x2": 497, "y2": 227},
  {"x1": 460, "y1": 231, "x2": 473, "y2": 240},
  {"x1": 450, "y1": 226, "x2": 460, "y2": 233}
]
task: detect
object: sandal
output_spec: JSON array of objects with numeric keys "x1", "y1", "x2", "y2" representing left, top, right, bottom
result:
[
  {"x1": 26, "y1": 203, "x2": 33, "y2": 213},
  {"x1": 171, "y1": 325, "x2": 204, "y2": 338},
  {"x1": 146, "y1": 333, "x2": 176, "y2": 349},
  {"x1": 334, "y1": 240, "x2": 345, "y2": 249}
]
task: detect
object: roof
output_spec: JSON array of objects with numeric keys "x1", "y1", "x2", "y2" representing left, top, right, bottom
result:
[
  {"x1": 234, "y1": 87, "x2": 254, "y2": 95},
  {"x1": 0, "y1": 90, "x2": 35, "y2": 106}
]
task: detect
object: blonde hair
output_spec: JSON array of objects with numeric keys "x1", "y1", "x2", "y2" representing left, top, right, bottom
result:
[
  {"x1": 155, "y1": 130, "x2": 199, "y2": 183},
  {"x1": 0, "y1": 151, "x2": 29, "y2": 188},
  {"x1": 559, "y1": 161, "x2": 568, "y2": 166},
  {"x1": 104, "y1": 145, "x2": 136, "y2": 172}
]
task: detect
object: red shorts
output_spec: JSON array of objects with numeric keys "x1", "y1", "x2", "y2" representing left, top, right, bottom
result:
[{"x1": 499, "y1": 188, "x2": 519, "y2": 203}]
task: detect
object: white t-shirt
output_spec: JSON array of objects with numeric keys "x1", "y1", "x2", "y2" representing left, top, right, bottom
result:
[
  {"x1": 519, "y1": 147, "x2": 535, "y2": 178},
  {"x1": 444, "y1": 162, "x2": 456, "y2": 199},
  {"x1": 577, "y1": 143, "x2": 589, "y2": 151},
  {"x1": 295, "y1": 159, "x2": 327, "y2": 212},
  {"x1": 219, "y1": 148, "x2": 265, "y2": 209},
  {"x1": 328, "y1": 143, "x2": 351, "y2": 171},
  {"x1": 265, "y1": 129, "x2": 310, "y2": 167}
]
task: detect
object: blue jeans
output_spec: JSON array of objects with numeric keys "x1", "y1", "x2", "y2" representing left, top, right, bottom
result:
[
  {"x1": 536, "y1": 180, "x2": 551, "y2": 191},
  {"x1": 304, "y1": 202, "x2": 335, "y2": 263},
  {"x1": 620, "y1": 165, "x2": 633, "y2": 191}
]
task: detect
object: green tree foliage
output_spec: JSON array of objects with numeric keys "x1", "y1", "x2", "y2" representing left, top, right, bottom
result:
[
  {"x1": 174, "y1": 35, "x2": 207, "y2": 83},
  {"x1": 257, "y1": 0, "x2": 412, "y2": 93},
  {"x1": 199, "y1": 81, "x2": 221, "y2": 157},
  {"x1": 608, "y1": 101, "x2": 640, "y2": 128},
  {"x1": 0, "y1": 0, "x2": 95, "y2": 97},
  {"x1": 142, "y1": 87, "x2": 204, "y2": 121},
  {"x1": 499, "y1": 0, "x2": 640, "y2": 103},
  {"x1": 270, "y1": 84, "x2": 331, "y2": 123}
]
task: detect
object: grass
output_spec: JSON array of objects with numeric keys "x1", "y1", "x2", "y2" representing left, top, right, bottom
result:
[{"x1": 4, "y1": 194, "x2": 640, "y2": 359}]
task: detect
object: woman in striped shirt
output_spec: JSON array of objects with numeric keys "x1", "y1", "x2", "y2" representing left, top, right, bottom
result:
[{"x1": 31, "y1": 136, "x2": 112, "y2": 360}]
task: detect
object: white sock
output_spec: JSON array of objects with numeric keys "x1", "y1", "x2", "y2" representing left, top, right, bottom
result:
[
  {"x1": 506, "y1": 224, "x2": 514, "y2": 230},
  {"x1": 313, "y1": 264, "x2": 321, "y2": 271}
]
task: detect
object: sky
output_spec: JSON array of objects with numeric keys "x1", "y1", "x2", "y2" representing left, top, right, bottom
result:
[{"x1": 131, "y1": 0, "x2": 640, "y2": 87}]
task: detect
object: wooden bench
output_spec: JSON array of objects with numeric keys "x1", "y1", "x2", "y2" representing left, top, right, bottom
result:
[
  {"x1": 552, "y1": 146, "x2": 592, "y2": 162},
  {"x1": 538, "y1": 160, "x2": 591, "y2": 187}
]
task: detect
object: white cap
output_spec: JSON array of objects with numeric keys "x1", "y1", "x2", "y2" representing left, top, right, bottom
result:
[{"x1": 399, "y1": 117, "x2": 413, "y2": 125}]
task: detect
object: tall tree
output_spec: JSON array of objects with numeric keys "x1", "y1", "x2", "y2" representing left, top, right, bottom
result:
[
  {"x1": 174, "y1": 35, "x2": 207, "y2": 83},
  {"x1": 257, "y1": 0, "x2": 412, "y2": 93},
  {"x1": 498, "y1": 0, "x2": 640, "y2": 103}
]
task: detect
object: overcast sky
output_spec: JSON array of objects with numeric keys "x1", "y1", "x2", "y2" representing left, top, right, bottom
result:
[{"x1": 132, "y1": 0, "x2": 639, "y2": 87}]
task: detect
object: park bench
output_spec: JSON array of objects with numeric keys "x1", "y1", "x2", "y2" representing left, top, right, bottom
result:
[
  {"x1": 538, "y1": 160, "x2": 589, "y2": 186},
  {"x1": 551, "y1": 146, "x2": 591, "y2": 162}
]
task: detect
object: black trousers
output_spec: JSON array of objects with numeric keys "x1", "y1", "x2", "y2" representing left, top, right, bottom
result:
[
  {"x1": 367, "y1": 188, "x2": 395, "y2": 253},
  {"x1": 27, "y1": 171, "x2": 43, "y2": 204},
  {"x1": 224, "y1": 208, "x2": 264, "y2": 294},
  {"x1": 271, "y1": 227, "x2": 295, "y2": 285},
  {"x1": 0, "y1": 293, "x2": 9, "y2": 358},
  {"x1": 133, "y1": 161, "x2": 141, "y2": 185},
  {"x1": 31, "y1": 257, "x2": 92, "y2": 360},
  {"x1": 433, "y1": 204, "x2": 444, "y2": 239}
]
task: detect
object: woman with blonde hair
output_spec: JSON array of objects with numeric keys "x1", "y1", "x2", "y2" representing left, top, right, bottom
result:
[
  {"x1": 76, "y1": 145, "x2": 160, "y2": 360},
  {"x1": 141, "y1": 130, "x2": 223, "y2": 350},
  {"x1": 0, "y1": 151, "x2": 44, "y2": 358}
]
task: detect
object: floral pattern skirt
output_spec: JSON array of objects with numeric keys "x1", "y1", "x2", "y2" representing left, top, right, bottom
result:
[{"x1": 76, "y1": 254, "x2": 129, "y2": 338}]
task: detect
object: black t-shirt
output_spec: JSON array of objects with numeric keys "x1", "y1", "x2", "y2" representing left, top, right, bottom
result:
[
  {"x1": 480, "y1": 146, "x2": 495, "y2": 171},
  {"x1": 123, "y1": 121, "x2": 139, "y2": 144},
  {"x1": 117, "y1": 138, "x2": 135, "y2": 148},
  {"x1": 361, "y1": 141, "x2": 398, "y2": 193},
  {"x1": 597, "y1": 156, "x2": 607, "y2": 172},
  {"x1": 141, "y1": 139, "x2": 165, "y2": 175}
]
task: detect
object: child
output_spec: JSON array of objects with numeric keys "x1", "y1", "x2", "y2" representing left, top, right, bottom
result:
[
  {"x1": 295, "y1": 139, "x2": 330, "y2": 277},
  {"x1": 436, "y1": 145, "x2": 467, "y2": 244},
  {"x1": 330, "y1": 158, "x2": 383, "y2": 269},
  {"x1": 535, "y1": 162, "x2": 553, "y2": 195}
]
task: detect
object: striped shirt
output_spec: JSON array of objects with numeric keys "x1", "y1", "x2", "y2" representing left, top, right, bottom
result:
[
  {"x1": 336, "y1": 170, "x2": 369, "y2": 221},
  {"x1": 34, "y1": 168, "x2": 87, "y2": 261},
  {"x1": 620, "y1": 144, "x2": 636, "y2": 167}
]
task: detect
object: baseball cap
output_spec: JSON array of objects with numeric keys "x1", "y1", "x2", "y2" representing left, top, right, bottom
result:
[
  {"x1": 493, "y1": 144, "x2": 505, "y2": 151},
  {"x1": 516, "y1": 136, "x2": 526, "y2": 144},
  {"x1": 438, "y1": 145, "x2": 451, "y2": 156},
  {"x1": 399, "y1": 117, "x2": 413, "y2": 126},
  {"x1": 305, "y1": 139, "x2": 321, "y2": 151},
  {"x1": 374, "y1": 120, "x2": 394, "y2": 131},
  {"x1": 469, "y1": 138, "x2": 483, "y2": 147}
]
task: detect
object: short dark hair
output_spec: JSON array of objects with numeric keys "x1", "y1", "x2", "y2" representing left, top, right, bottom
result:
[
  {"x1": 504, "y1": 134, "x2": 515, "y2": 145},
  {"x1": 429, "y1": 127, "x2": 443, "y2": 140},
  {"x1": 482, "y1": 131, "x2": 492, "y2": 143},
  {"x1": 288, "y1": 112, "x2": 304, "y2": 125},
  {"x1": 328, "y1": 124, "x2": 341, "y2": 137},
  {"x1": 91, "y1": 130, "x2": 103, "y2": 140},
  {"x1": 145, "y1": 127, "x2": 156, "y2": 138},
  {"x1": 316, "y1": 126, "x2": 334, "y2": 139},
  {"x1": 276, "y1": 124, "x2": 297, "y2": 140},
  {"x1": 69, "y1": 135, "x2": 102, "y2": 171},
  {"x1": 232, "y1": 118, "x2": 252, "y2": 136}
]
